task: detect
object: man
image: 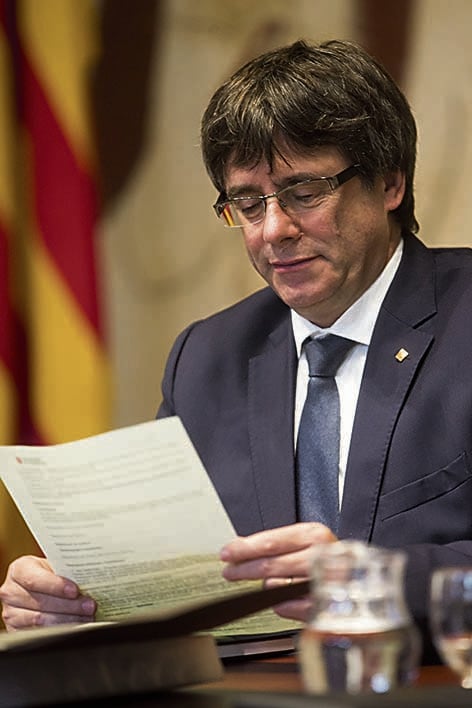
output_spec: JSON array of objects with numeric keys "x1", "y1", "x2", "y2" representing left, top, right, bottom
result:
[{"x1": 1, "y1": 41, "x2": 471, "y2": 662}]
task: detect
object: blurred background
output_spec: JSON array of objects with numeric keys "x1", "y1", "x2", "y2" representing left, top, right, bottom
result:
[{"x1": 0, "y1": 0, "x2": 471, "y2": 584}]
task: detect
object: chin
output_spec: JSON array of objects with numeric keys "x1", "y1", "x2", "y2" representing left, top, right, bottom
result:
[
  {"x1": 277, "y1": 289, "x2": 337, "y2": 324},
  {"x1": 276, "y1": 288, "x2": 323, "y2": 311}
]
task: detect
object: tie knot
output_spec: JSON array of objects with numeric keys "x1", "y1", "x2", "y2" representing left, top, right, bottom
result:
[{"x1": 304, "y1": 334, "x2": 355, "y2": 377}]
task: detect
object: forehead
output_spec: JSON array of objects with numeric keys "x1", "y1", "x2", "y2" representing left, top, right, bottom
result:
[{"x1": 224, "y1": 145, "x2": 345, "y2": 192}]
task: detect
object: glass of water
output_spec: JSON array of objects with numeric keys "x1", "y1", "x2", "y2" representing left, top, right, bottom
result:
[{"x1": 430, "y1": 567, "x2": 472, "y2": 688}]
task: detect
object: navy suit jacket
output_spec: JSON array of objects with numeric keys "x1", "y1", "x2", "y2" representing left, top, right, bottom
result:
[{"x1": 157, "y1": 232, "x2": 472, "y2": 656}]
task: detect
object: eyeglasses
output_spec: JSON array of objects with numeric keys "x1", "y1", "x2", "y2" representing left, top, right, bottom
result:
[{"x1": 213, "y1": 164, "x2": 360, "y2": 228}]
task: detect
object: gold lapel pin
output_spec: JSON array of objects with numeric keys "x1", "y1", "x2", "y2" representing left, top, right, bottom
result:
[{"x1": 395, "y1": 348, "x2": 409, "y2": 362}]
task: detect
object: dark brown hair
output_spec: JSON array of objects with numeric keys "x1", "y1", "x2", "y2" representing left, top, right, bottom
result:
[{"x1": 201, "y1": 39, "x2": 418, "y2": 233}]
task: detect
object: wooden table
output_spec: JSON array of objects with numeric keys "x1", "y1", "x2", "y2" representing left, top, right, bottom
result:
[
  {"x1": 181, "y1": 658, "x2": 466, "y2": 708},
  {"x1": 48, "y1": 655, "x2": 464, "y2": 707},
  {"x1": 201, "y1": 655, "x2": 458, "y2": 693}
]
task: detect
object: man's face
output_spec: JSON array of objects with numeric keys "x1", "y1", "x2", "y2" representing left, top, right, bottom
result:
[{"x1": 224, "y1": 146, "x2": 405, "y2": 327}]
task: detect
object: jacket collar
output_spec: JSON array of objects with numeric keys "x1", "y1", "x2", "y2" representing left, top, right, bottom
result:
[{"x1": 339, "y1": 233, "x2": 437, "y2": 540}]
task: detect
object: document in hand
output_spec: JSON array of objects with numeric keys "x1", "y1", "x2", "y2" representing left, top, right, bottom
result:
[
  {"x1": 0, "y1": 418, "x2": 307, "y2": 704},
  {"x1": 0, "y1": 417, "x2": 301, "y2": 634}
]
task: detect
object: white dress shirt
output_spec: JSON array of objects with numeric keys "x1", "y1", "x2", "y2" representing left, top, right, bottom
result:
[{"x1": 291, "y1": 240, "x2": 403, "y2": 505}]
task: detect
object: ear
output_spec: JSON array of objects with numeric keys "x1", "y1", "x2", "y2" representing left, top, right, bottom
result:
[{"x1": 383, "y1": 170, "x2": 405, "y2": 212}]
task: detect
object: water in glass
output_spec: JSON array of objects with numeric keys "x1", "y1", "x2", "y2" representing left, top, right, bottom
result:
[{"x1": 299, "y1": 540, "x2": 421, "y2": 694}]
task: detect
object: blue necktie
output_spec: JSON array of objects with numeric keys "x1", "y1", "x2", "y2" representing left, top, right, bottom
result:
[{"x1": 296, "y1": 334, "x2": 355, "y2": 532}]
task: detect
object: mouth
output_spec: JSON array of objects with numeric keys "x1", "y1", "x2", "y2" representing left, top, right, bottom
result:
[{"x1": 270, "y1": 256, "x2": 318, "y2": 272}]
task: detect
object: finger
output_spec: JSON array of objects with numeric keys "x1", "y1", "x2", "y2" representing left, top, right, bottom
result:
[
  {"x1": 1, "y1": 556, "x2": 80, "y2": 601},
  {"x1": 0, "y1": 555, "x2": 96, "y2": 632},
  {"x1": 222, "y1": 546, "x2": 316, "y2": 582},
  {"x1": 220, "y1": 523, "x2": 336, "y2": 563},
  {"x1": 3, "y1": 606, "x2": 96, "y2": 632},
  {"x1": 1, "y1": 585, "x2": 96, "y2": 616},
  {"x1": 2, "y1": 589, "x2": 96, "y2": 632},
  {"x1": 273, "y1": 597, "x2": 313, "y2": 623}
]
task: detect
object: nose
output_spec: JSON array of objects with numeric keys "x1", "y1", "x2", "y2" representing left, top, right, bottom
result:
[{"x1": 260, "y1": 197, "x2": 301, "y2": 244}]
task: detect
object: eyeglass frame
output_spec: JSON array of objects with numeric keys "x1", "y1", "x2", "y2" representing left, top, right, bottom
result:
[{"x1": 213, "y1": 164, "x2": 361, "y2": 228}]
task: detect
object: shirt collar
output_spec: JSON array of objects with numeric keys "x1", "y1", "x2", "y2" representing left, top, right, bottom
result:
[{"x1": 291, "y1": 239, "x2": 404, "y2": 357}]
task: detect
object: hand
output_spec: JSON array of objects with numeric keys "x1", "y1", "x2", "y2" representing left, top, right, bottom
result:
[
  {"x1": 220, "y1": 522, "x2": 337, "y2": 622},
  {"x1": 0, "y1": 555, "x2": 96, "y2": 632}
]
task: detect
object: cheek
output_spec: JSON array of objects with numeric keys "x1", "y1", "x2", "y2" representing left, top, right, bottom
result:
[
  {"x1": 332, "y1": 200, "x2": 381, "y2": 251},
  {"x1": 308, "y1": 201, "x2": 343, "y2": 242},
  {"x1": 243, "y1": 232, "x2": 264, "y2": 263}
]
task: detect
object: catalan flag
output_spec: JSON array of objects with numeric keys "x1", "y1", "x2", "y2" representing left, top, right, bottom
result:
[
  {"x1": 0, "y1": 1, "x2": 17, "y2": 450},
  {"x1": 0, "y1": 0, "x2": 110, "y2": 579}
]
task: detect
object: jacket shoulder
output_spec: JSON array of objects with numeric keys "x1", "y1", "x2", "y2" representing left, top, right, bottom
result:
[
  {"x1": 431, "y1": 245, "x2": 472, "y2": 268},
  {"x1": 189, "y1": 287, "x2": 289, "y2": 342},
  {"x1": 161, "y1": 288, "x2": 289, "y2": 390}
]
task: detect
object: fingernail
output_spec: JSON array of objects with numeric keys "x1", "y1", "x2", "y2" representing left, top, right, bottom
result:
[
  {"x1": 81, "y1": 598, "x2": 96, "y2": 615},
  {"x1": 63, "y1": 582, "x2": 78, "y2": 598},
  {"x1": 220, "y1": 547, "x2": 230, "y2": 561}
]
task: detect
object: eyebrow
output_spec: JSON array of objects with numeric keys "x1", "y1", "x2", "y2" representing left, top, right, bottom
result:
[
  {"x1": 226, "y1": 172, "x2": 322, "y2": 198},
  {"x1": 226, "y1": 184, "x2": 264, "y2": 199}
]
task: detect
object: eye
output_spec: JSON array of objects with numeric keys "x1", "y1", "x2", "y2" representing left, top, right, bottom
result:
[
  {"x1": 236, "y1": 198, "x2": 263, "y2": 222},
  {"x1": 287, "y1": 184, "x2": 324, "y2": 206}
]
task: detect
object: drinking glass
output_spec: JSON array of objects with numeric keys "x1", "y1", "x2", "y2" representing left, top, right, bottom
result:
[{"x1": 430, "y1": 567, "x2": 472, "y2": 688}]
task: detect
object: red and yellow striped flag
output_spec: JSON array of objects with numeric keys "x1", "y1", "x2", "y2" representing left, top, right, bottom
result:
[
  {"x1": 0, "y1": 0, "x2": 110, "y2": 579},
  {"x1": 0, "y1": 1, "x2": 17, "y2": 448}
]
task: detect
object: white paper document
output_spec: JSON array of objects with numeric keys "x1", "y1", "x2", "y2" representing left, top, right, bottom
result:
[
  {"x1": 0, "y1": 417, "x2": 238, "y2": 619},
  {"x1": 0, "y1": 417, "x2": 300, "y2": 638}
]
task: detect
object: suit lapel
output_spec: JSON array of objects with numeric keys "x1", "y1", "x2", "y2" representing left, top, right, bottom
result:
[
  {"x1": 248, "y1": 316, "x2": 298, "y2": 529},
  {"x1": 339, "y1": 234, "x2": 437, "y2": 541}
]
